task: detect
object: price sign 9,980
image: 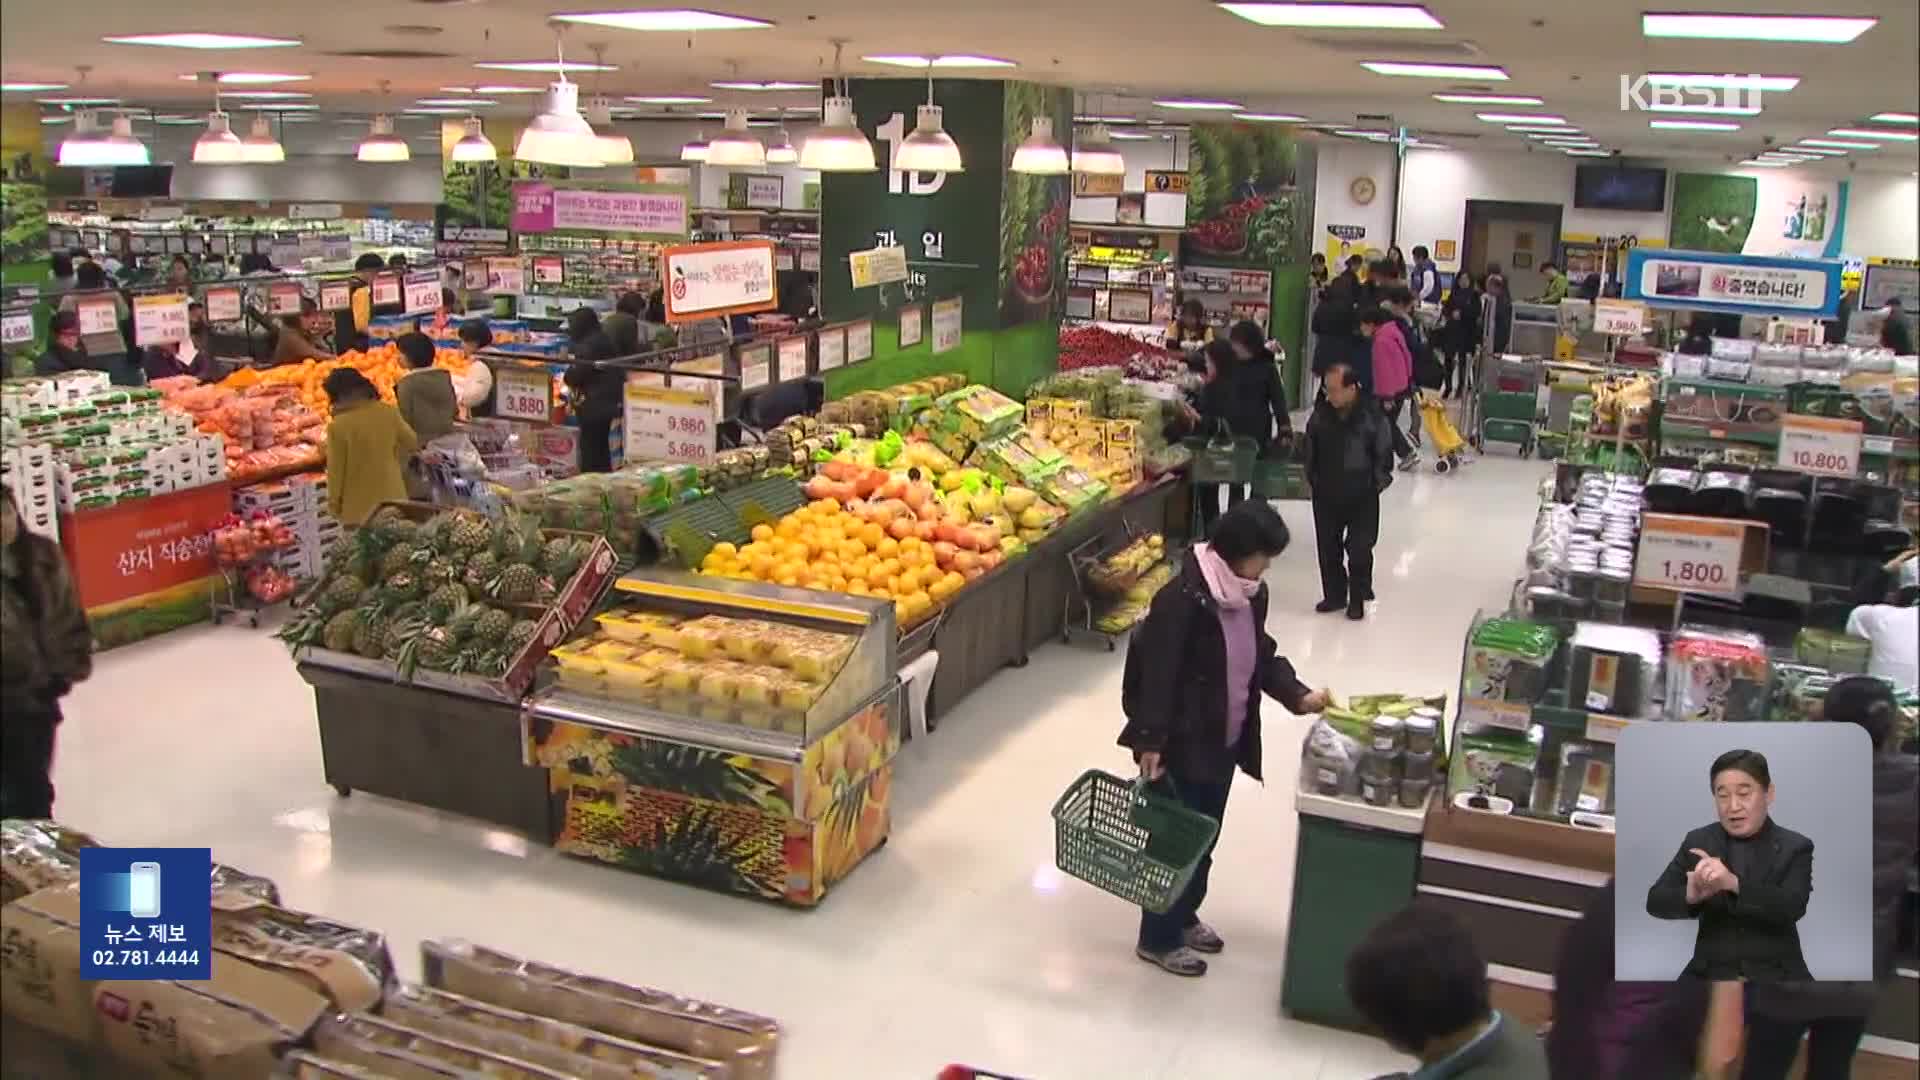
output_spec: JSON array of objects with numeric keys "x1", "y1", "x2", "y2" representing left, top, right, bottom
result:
[{"x1": 622, "y1": 380, "x2": 715, "y2": 466}]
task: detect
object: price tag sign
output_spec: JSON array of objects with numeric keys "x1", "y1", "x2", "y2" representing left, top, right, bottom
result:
[
  {"x1": 493, "y1": 366, "x2": 551, "y2": 422},
  {"x1": 203, "y1": 287, "x2": 243, "y2": 323},
  {"x1": 487, "y1": 257, "x2": 525, "y2": 294},
  {"x1": 898, "y1": 304, "x2": 924, "y2": 348},
  {"x1": 846, "y1": 320, "x2": 873, "y2": 363},
  {"x1": 848, "y1": 245, "x2": 909, "y2": 289},
  {"x1": 1593, "y1": 299, "x2": 1647, "y2": 336},
  {"x1": 738, "y1": 343, "x2": 772, "y2": 390},
  {"x1": 462, "y1": 260, "x2": 488, "y2": 291},
  {"x1": 1776, "y1": 414, "x2": 1862, "y2": 479},
  {"x1": 371, "y1": 273, "x2": 401, "y2": 306},
  {"x1": 1, "y1": 310, "x2": 32, "y2": 345},
  {"x1": 132, "y1": 293, "x2": 190, "y2": 346},
  {"x1": 931, "y1": 296, "x2": 963, "y2": 355},
  {"x1": 1634, "y1": 513, "x2": 1744, "y2": 596},
  {"x1": 319, "y1": 280, "x2": 351, "y2": 312},
  {"x1": 774, "y1": 249, "x2": 795, "y2": 273},
  {"x1": 76, "y1": 295, "x2": 118, "y2": 336},
  {"x1": 267, "y1": 282, "x2": 303, "y2": 316},
  {"x1": 532, "y1": 256, "x2": 564, "y2": 285},
  {"x1": 1863, "y1": 434, "x2": 1895, "y2": 457},
  {"x1": 776, "y1": 335, "x2": 809, "y2": 382},
  {"x1": 798, "y1": 247, "x2": 820, "y2": 273},
  {"x1": 623, "y1": 381, "x2": 716, "y2": 466},
  {"x1": 403, "y1": 271, "x2": 441, "y2": 315},
  {"x1": 817, "y1": 328, "x2": 846, "y2": 371},
  {"x1": 1584, "y1": 714, "x2": 1631, "y2": 744},
  {"x1": 1460, "y1": 697, "x2": 1532, "y2": 733}
]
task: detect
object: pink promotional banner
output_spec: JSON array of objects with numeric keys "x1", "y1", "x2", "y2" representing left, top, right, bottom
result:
[{"x1": 511, "y1": 181, "x2": 687, "y2": 239}]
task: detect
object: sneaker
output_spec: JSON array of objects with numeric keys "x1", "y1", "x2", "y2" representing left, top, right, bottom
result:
[
  {"x1": 1315, "y1": 598, "x2": 1346, "y2": 614},
  {"x1": 1398, "y1": 451, "x2": 1423, "y2": 472},
  {"x1": 1346, "y1": 602, "x2": 1366, "y2": 621},
  {"x1": 1183, "y1": 922, "x2": 1225, "y2": 954},
  {"x1": 1136, "y1": 945, "x2": 1208, "y2": 976}
]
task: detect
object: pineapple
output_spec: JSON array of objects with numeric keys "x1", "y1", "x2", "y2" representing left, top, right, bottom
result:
[
  {"x1": 352, "y1": 611, "x2": 389, "y2": 658},
  {"x1": 422, "y1": 558, "x2": 457, "y2": 587},
  {"x1": 446, "y1": 600, "x2": 488, "y2": 642},
  {"x1": 492, "y1": 510, "x2": 544, "y2": 564},
  {"x1": 504, "y1": 619, "x2": 539, "y2": 655},
  {"x1": 533, "y1": 574, "x2": 559, "y2": 606},
  {"x1": 424, "y1": 582, "x2": 468, "y2": 623},
  {"x1": 357, "y1": 585, "x2": 380, "y2": 608},
  {"x1": 492, "y1": 563, "x2": 540, "y2": 604},
  {"x1": 474, "y1": 607, "x2": 515, "y2": 648},
  {"x1": 404, "y1": 626, "x2": 458, "y2": 675},
  {"x1": 448, "y1": 511, "x2": 493, "y2": 554},
  {"x1": 461, "y1": 551, "x2": 499, "y2": 594},
  {"x1": 380, "y1": 571, "x2": 424, "y2": 607},
  {"x1": 322, "y1": 609, "x2": 361, "y2": 652},
  {"x1": 541, "y1": 537, "x2": 586, "y2": 582},
  {"x1": 320, "y1": 573, "x2": 366, "y2": 614},
  {"x1": 380, "y1": 542, "x2": 424, "y2": 580},
  {"x1": 383, "y1": 608, "x2": 428, "y2": 662}
]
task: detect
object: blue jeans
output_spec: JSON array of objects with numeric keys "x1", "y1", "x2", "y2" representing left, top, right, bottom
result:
[{"x1": 1137, "y1": 772, "x2": 1233, "y2": 952}]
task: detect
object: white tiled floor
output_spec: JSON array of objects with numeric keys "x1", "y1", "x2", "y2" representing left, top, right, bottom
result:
[{"x1": 51, "y1": 453, "x2": 1551, "y2": 1080}]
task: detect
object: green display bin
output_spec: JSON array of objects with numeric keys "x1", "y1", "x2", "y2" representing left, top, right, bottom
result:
[{"x1": 1281, "y1": 796, "x2": 1425, "y2": 1030}]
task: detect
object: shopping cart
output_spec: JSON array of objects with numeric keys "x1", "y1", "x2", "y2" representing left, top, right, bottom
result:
[
  {"x1": 1470, "y1": 352, "x2": 1540, "y2": 457},
  {"x1": 1417, "y1": 391, "x2": 1469, "y2": 474}
]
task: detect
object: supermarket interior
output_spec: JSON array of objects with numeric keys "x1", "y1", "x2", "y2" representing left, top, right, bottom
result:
[{"x1": 0, "y1": 2, "x2": 1918, "y2": 1078}]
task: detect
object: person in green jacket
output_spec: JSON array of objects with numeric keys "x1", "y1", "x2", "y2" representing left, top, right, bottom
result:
[
  {"x1": 1347, "y1": 905, "x2": 1550, "y2": 1079},
  {"x1": 1, "y1": 484, "x2": 92, "y2": 819},
  {"x1": 1536, "y1": 261, "x2": 1569, "y2": 304},
  {"x1": 394, "y1": 332, "x2": 457, "y2": 442},
  {"x1": 324, "y1": 368, "x2": 417, "y2": 526}
]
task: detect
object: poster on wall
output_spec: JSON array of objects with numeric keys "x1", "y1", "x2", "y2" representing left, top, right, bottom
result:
[
  {"x1": 1622, "y1": 248, "x2": 1843, "y2": 318},
  {"x1": 1670, "y1": 173, "x2": 1843, "y2": 259},
  {"x1": 998, "y1": 82, "x2": 1073, "y2": 327},
  {"x1": 1183, "y1": 124, "x2": 1309, "y2": 267},
  {"x1": 1324, "y1": 224, "x2": 1369, "y2": 268}
]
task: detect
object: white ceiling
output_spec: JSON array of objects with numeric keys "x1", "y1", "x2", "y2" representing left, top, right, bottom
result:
[{"x1": 4, "y1": 0, "x2": 1917, "y2": 172}]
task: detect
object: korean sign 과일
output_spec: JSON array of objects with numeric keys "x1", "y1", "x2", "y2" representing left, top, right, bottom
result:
[
  {"x1": 661, "y1": 240, "x2": 778, "y2": 323},
  {"x1": 1623, "y1": 249, "x2": 1842, "y2": 318}
]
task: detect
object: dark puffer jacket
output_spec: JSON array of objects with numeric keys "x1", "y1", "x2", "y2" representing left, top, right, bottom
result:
[
  {"x1": 1302, "y1": 397, "x2": 1393, "y2": 498},
  {"x1": 1, "y1": 527, "x2": 92, "y2": 717}
]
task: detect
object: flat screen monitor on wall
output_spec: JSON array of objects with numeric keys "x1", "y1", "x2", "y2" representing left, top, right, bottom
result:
[{"x1": 1574, "y1": 165, "x2": 1667, "y2": 212}]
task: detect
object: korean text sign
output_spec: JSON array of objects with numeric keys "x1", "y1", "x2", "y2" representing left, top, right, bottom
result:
[
  {"x1": 1623, "y1": 249, "x2": 1842, "y2": 318},
  {"x1": 511, "y1": 182, "x2": 688, "y2": 239},
  {"x1": 80, "y1": 847, "x2": 212, "y2": 980},
  {"x1": 661, "y1": 240, "x2": 778, "y2": 323}
]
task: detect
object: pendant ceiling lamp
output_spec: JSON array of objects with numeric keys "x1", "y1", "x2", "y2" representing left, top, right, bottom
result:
[
  {"x1": 192, "y1": 109, "x2": 245, "y2": 163},
  {"x1": 584, "y1": 46, "x2": 633, "y2": 166},
  {"x1": 356, "y1": 114, "x2": 410, "y2": 162},
  {"x1": 799, "y1": 40, "x2": 877, "y2": 172},
  {"x1": 58, "y1": 69, "x2": 148, "y2": 166},
  {"x1": 450, "y1": 115, "x2": 497, "y2": 162},
  {"x1": 514, "y1": 26, "x2": 605, "y2": 168},
  {"x1": 239, "y1": 114, "x2": 285, "y2": 163},
  {"x1": 55, "y1": 110, "x2": 103, "y2": 166},
  {"x1": 705, "y1": 106, "x2": 766, "y2": 166},
  {"x1": 1071, "y1": 123, "x2": 1125, "y2": 175},
  {"x1": 765, "y1": 109, "x2": 798, "y2": 164},
  {"x1": 679, "y1": 130, "x2": 710, "y2": 162},
  {"x1": 894, "y1": 72, "x2": 962, "y2": 173},
  {"x1": 1009, "y1": 115, "x2": 1068, "y2": 174}
]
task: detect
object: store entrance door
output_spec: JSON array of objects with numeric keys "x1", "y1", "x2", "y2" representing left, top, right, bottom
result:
[{"x1": 1462, "y1": 200, "x2": 1564, "y2": 301}]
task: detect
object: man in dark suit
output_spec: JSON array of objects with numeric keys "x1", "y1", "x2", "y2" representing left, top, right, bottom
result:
[{"x1": 1646, "y1": 748, "x2": 1814, "y2": 982}]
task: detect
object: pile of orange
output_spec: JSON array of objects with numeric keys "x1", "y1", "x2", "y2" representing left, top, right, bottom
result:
[{"x1": 220, "y1": 343, "x2": 474, "y2": 422}]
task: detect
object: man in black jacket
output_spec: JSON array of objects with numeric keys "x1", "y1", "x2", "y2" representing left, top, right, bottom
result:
[
  {"x1": 1312, "y1": 254, "x2": 1366, "y2": 380},
  {"x1": 1646, "y1": 748, "x2": 1814, "y2": 982},
  {"x1": 1303, "y1": 361, "x2": 1393, "y2": 620}
]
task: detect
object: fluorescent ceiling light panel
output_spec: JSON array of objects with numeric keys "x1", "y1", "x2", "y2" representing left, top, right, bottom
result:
[
  {"x1": 552, "y1": 9, "x2": 773, "y2": 31},
  {"x1": 2, "y1": 82, "x2": 68, "y2": 92},
  {"x1": 181, "y1": 72, "x2": 309, "y2": 84},
  {"x1": 1509, "y1": 124, "x2": 1581, "y2": 133},
  {"x1": 1563, "y1": 149, "x2": 1611, "y2": 156},
  {"x1": 1830, "y1": 127, "x2": 1918, "y2": 141},
  {"x1": 627, "y1": 95, "x2": 711, "y2": 104},
  {"x1": 217, "y1": 90, "x2": 311, "y2": 100},
  {"x1": 1786, "y1": 145, "x2": 1846, "y2": 155},
  {"x1": 1741, "y1": 159, "x2": 1790, "y2": 167},
  {"x1": 474, "y1": 85, "x2": 545, "y2": 95},
  {"x1": 39, "y1": 116, "x2": 68, "y2": 124},
  {"x1": 1541, "y1": 138, "x2": 1598, "y2": 146},
  {"x1": 1640, "y1": 13, "x2": 1877, "y2": 43},
  {"x1": 862, "y1": 55, "x2": 1016, "y2": 68},
  {"x1": 103, "y1": 32, "x2": 300, "y2": 49},
  {"x1": 1801, "y1": 138, "x2": 1879, "y2": 149},
  {"x1": 240, "y1": 103, "x2": 316, "y2": 110},
  {"x1": 1477, "y1": 112, "x2": 1566, "y2": 124},
  {"x1": 1334, "y1": 128, "x2": 1389, "y2": 138},
  {"x1": 1153, "y1": 99, "x2": 1242, "y2": 110},
  {"x1": 1433, "y1": 93, "x2": 1543, "y2": 105},
  {"x1": 417, "y1": 98, "x2": 495, "y2": 107},
  {"x1": 1108, "y1": 131, "x2": 1160, "y2": 140},
  {"x1": 1649, "y1": 119, "x2": 1741, "y2": 131},
  {"x1": 36, "y1": 97, "x2": 119, "y2": 106},
  {"x1": 404, "y1": 108, "x2": 466, "y2": 115},
  {"x1": 1644, "y1": 101, "x2": 1761, "y2": 116},
  {"x1": 1234, "y1": 112, "x2": 1309, "y2": 122},
  {"x1": 1868, "y1": 112, "x2": 1917, "y2": 124},
  {"x1": 711, "y1": 80, "x2": 813, "y2": 91},
  {"x1": 475, "y1": 61, "x2": 617, "y2": 73},
  {"x1": 1075, "y1": 115, "x2": 1133, "y2": 124},
  {"x1": 1218, "y1": 3, "x2": 1443, "y2": 29},
  {"x1": 1646, "y1": 73, "x2": 1801, "y2": 92},
  {"x1": 1361, "y1": 61, "x2": 1508, "y2": 79}
]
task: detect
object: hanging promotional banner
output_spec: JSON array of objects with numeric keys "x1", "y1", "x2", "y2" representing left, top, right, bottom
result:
[
  {"x1": 931, "y1": 296, "x2": 963, "y2": 354},
  {"x1": 318, "y1": 280, "x2": 351, "y2": 312},
  {"x1": 1634, "y1": 513, "x2": 1745, "y2": 596},
  {"x1": 203, "y1": 286, "x2": 243, "y2": 323},
  {"x1": 267, "y1": 282, "x2": 303, "y2": 316},
  {"x1": 75, "y1": 295, "x2": 118, "y2": 336},
  {"x1": 487, "y1": 257, "x2": 526, "y2": 294},
  {"x1": 1777, "y1": 414, "x2": 1862, "y2": 479},
  {"x1": 660, "y1": 240, "x2": 778, "y2": 323},
  {"x1": 403, "y1": 271, "x2": 441, "y2": 315},
  {"x1": 371, "y1": 273, "x2": 402, "y2": 306},
  {"x1": 493, "y1": 366, "x2": 553, "y2": 423},
  {"x1": 1669, "y1": 173, "x2": 1843, "y2": 259},
  {"x1": 511, "y1": 182, "x2": 689, "y2": 239},
  {"x1": 133, "y1": 294, "x2": 190, "y2": 345},
  {"x1": 817, "y1": 327, "x2": 846, "y2": 371},
  {"x1": 1622, "y1": 249, "x2": 1842, "y2": 318},
  {"x1": 776, "y1": 335, "x2": 809, "y2": 382},
  {"x1": 623, "y1": 381, "x2": 716, "y2": 466},
  {"x1": 846, "y1": 320, "x2": 873, "y2": 363}
]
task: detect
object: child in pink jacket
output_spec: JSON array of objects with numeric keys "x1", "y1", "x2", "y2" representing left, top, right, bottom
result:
[{"x1": 1360, "y1": 306, "x2": 1418, "y2": 467}]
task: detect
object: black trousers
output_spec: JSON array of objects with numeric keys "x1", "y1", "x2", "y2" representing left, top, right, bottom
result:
[
  {"x1": 1312, "y1": 493, "x2": 1380, "y2": 605},
  {"x1": 1196, "y1": 482, "x2": 1247, "y2": 536},
  {"x1": 1, "y1": 708, "x2": 59, "y2": 820},
  {"x1": 578, "y1": 412, "x2": 616, "y2": 474},
  {"x1": 1137, "y1": 772, "x2": 1233, "y2": 952},
  {"x1": 1380, "y1": 395, "x2": 1416, "y2": 460},
  {"x1": 1740, "y1": 1015, "x2": 1867, "y2": 1080},
  {"x1": 1442, "y1": 349, "x2": 1471, "y2": 397}
]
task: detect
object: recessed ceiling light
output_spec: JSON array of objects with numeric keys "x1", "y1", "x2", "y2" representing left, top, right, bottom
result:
[
  {"x1": 627, "y1": 95, "x2": 711, "y2": 105},
  {"x1": 1868, "y1": 112, "x2": 1918, "y2": 125},
  {"x1": 1432, "y1": 93, "x2": 1543, "y2": 105},
  {"x1": 2, "y1": 82, "x2": 69, "y2": 92},
  {"x1": 1477, "y1": 112, "x2": 1565, "y2": 124},
  {"x1": 1645, "y1": 101, "x2": 1761, "y2": 116},
  {"x1": 474, "y1": 85, "x2": 545, "y2": 95},
  {"x1": 1641, "y1": 13, "x2": 1876, "y2": 43},
  {"x1": 1334, "y1": 128, "x2": 1390, "y2": 138},
  {"x1": 1153, "y1": 99, "x2": 1243, "y2": 110},
  {"x1": 36, "y1": 97, "x2": 120, "y2": 106},
  {"x1": 417, "y1": 98, "x2": 495, "y2": 107},
  {"x1": 1509, "y1": 124, "x2": 1581, "y2": 133},
  {"x1": 1541, "y1": 138, "x2": 1598, "y2": 146},
  {"x1": 1564, "y1": 149, "x2": 1611, "y2": 157},
  {"x1": 38, "y1": 115, "x2": 68, "y2": 125},
  {"x1": 1233, "y1": 112, "x2": 1309, "y2": 122},
  {"x1": 1741, "y1": 159, "x2": 1791, "y2": 167},
  {"x1": 710, "y1": 80, "x2": 813, "y2": 91},
  {"x1": 1218, "y1": 3, "x2": 1443, "y2": 29},
  {"x1": 1649, "y1": 119, "x2": 1741, "y2": 131},
  {"x1": 1786, "y1": 145, "x2": 1846, "y2": 155},
  {"x1": 1646, "y1": 73, "x2": 1801, "y2": 92},
  {"x1": 218, "y1": 90, "x2": 312, "y2": 100},
  {"x1": 1801, "y1": 138, "x2": 1879, "y2": 148},
  {"x1": 551, "y1": 9, "x2": 773, "y2": 32},
  {"x1": 1830, "y1": 127, "x2": 1918, "y2": 141},
  {"x1": 475, "y1": 61, "x2": 617, "y2": 73},
  {"x1": 177, "y1": 72, "x2": 310, "y2": 84},
  {"x1": 103, "y1": 32, "x2": 300, "y2": 49},
  {"x1": 862, "y1": 54, "x2": 1016, "y2": 68},
  {"x1": 1361, "y1": 61, "x2": 1508, "y2": 79}
]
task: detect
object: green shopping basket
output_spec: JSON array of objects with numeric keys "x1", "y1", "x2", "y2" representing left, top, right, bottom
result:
[
  {"x1": 1051, "y1": 769, "x2": 1221, "y2": 914},
  {"x1": 1182, "y1": 426, "x2": 1257, "y2": 486}
]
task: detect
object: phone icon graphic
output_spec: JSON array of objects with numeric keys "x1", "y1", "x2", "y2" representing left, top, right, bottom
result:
[{"x1": 128, "y1": 862, "x2": 162, "y2": 919}]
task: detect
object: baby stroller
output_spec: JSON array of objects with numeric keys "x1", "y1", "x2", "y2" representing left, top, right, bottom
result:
[{"x1": 1417, "y1": 390, "x2": 1469, "y2": 474}]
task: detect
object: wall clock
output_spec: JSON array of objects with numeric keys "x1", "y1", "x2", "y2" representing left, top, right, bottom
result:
[{"x1": 1350, "y1": 176, "x2": 1377, "y2": 206}]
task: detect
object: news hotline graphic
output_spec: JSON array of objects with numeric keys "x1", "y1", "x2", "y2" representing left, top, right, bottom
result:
[{"x1": 79, "y1": 847, "x2": 212, "y2": 980}]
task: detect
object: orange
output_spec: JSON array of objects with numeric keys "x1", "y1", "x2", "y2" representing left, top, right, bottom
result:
[
  {"x1": 751, "y1": 524, "x2": 774, "y2": 543},
  {"x1": 874, "y1": 537, "x2": 900, "y2": 560}
]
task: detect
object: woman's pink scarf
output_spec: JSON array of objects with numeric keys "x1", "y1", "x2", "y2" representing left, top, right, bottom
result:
[{"x1": 1194, "y1": 543, "x2": 1260, "y2": 609}]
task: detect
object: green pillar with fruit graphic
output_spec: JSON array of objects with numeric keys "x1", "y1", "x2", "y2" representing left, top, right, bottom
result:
[
  {"x1": 1180, "y1": 124, "x2": 1317, "y2": 401},
  {"x1": 820, "y1": 79, "x2": 1071, "y2": 399}
]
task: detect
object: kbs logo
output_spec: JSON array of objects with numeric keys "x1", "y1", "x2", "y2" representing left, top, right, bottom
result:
[{"x1": 1619, "y1": 74, "x2": 1767, "y2": 114}]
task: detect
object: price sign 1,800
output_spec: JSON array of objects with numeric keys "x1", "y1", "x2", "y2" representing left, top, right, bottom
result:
[{"x1": 1634, "y1": 513, "x2": 1744, "y2": 597}]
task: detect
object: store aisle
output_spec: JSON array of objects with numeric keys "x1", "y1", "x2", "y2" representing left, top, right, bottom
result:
[{"x1": 52, "y1": 456, "x2": 1549, "y2": 1080}]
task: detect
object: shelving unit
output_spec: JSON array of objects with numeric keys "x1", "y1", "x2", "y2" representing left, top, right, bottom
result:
[{"x1": 1064, "y1": 223, "x2": 1180, "y2": 327}]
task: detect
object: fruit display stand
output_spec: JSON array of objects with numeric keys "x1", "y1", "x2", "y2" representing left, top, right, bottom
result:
[{"x1": 524, "y1": 570, "x2": 899, "y2": 906}]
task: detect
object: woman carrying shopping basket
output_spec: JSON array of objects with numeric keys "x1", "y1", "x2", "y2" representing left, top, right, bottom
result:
[{"x1": 1116, "y1": 500, "x2": 1330, "y2": 976}]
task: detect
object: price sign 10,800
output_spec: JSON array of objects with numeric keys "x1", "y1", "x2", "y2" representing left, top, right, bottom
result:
[{"x1": 1777, "y1": 414, "x2": 1862, "y2": 480}]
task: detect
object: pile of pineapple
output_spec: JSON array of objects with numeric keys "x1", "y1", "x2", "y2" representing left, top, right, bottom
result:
[{"x1": 281, "y1": 506, "x2": 596, "y2": 680}]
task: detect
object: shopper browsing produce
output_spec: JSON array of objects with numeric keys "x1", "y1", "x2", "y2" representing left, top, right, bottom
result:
[
  {"x1": 273, "y1": 312, "x2": 335, "y2": 367},
  {"x1": 454, "y1": 319, "x2": 496, "y2": 414},
  {"x1": 35, "y1": 310, "x2": 89, "y2": 376},
  {"x1": 1845, "y1": 552, "x2": 1918, "y2": 688},
  {"x1": 1118, "y1": 500, "x2": 1329, "y2": 977},
  {"x1": 395, "y1": 332, "x2": 457, "y2": 443},
  {"x1": 1312, "y1": 254, "x2": 1367, "y2": 385},
  {"x1": 1744, "y1": 677, "x2": 1919, "y2": 1080},
  {"x1": 1646, "y1": 749, "x2": 1814, "y2": 982},
  {"x1": 1303, "y1": 361, "x2": 1393, "y2": 620},
  {"x1": 0, "y1": 484, "x2": 92, "y2": 820},
  {"x1": 1166, "y1": 297, "x2": 1214, "y2": 360},
  {"x1": 322, "y1": 367, "x2": 417, "y2": 527},
  {"x1": 563, "y1": 307, "x2": 624, "y2": 474},
  {"x1": 1880, "y1": 297, "x2": 1914, "y2": 355},
  {"x1": 335, "y1": 252, "x2": 383, "y2": 353},
  {"x1": 1347, "y1": 905, "x2": 1549, "y2": 1078},
  {"x1": 1359, "y1": 305, "x2": 1420, "y2": 470},
  {"x1": 57, "y1": 262, "x2": 134, "y2": 385}
]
